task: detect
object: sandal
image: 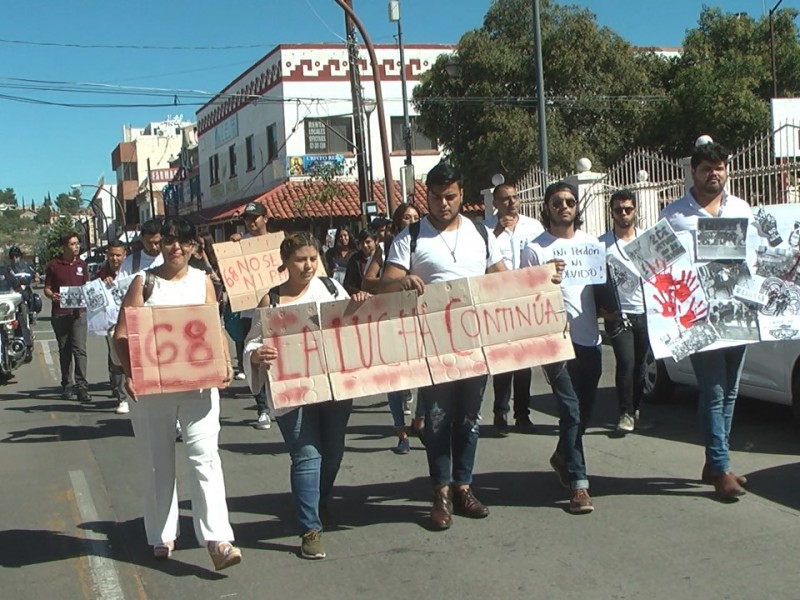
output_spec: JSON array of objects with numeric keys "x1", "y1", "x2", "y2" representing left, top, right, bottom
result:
[
  {"x1": 153, "y1": 541, "x2": 174, "y2": 559},
  {"x1": 208, "y1": 541, "x2": 242, "y2": 571}
]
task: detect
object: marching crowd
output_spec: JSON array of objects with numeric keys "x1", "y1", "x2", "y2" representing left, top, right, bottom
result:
[{"x1": 30, "y1": 141, "x2": 755, "y2": 567}]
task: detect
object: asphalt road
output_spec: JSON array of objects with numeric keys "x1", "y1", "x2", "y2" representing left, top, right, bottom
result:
[{"x1": 1, "y1": 298, "x2": 800, "y2": 599}]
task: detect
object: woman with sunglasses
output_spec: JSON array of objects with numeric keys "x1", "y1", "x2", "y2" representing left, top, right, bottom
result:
[
  {"x1": 114, "y1": 217, "x2": 242, "y2": 570},
  {"x1": 244, "y1": 232, "x2": 368, "y2": 560}
]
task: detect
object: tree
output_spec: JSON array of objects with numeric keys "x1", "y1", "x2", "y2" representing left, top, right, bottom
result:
[
  {"x1": 297, "y1": 158, "x2": 355, "y2": 225},
  {"x1": 0, "y1": 187, "x2": 17, "y2": 206},
  {"x1": 34, "y1": 205, "x2": 52, "y2": 225},
  {"x1": 412, "y1": 0, "x2": 663, "y2": 196},
  {"x1": 55, "y1": 190, "x2": 81, "y2": 215},
  {"x1": 651, "y1": 7, "x2": 800, "y2": 155},
  {"x1": 37, "y1": 216, "x2": 80, "y2": 265}
]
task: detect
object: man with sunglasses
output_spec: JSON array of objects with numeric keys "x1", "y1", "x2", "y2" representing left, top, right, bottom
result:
[
  {"x1": 484, "y1": 182, "x2": 544, "y2": 436},
  {"x1": 520, "y1": 181, "x2": 602, "y2": 514},
  {"x1": 599, "y1": 190, "x2": 651, "y2": 434}
]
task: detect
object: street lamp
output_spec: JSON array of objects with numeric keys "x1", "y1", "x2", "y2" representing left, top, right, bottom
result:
[
  {"x1": 532, "y1": 0, "x2": 549, "y2": 173},
  {"x1": 770, "y1": 0, "x2": 785, "y2": 98},
  {"x1": 71, "y1": 183, "x2": 128, "y2": 250},
  {"x1": 389, "y1": 0, "x2": 413, "y2": 179},
  {"x1": 363, "y1": 98, "x2": 377, "y2": 200}
]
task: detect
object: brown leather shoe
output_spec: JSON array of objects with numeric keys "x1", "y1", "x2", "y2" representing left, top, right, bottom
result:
[
  {"x1": 712, "y1": 472, "x2": 746, "y2": 500},
  {"x1": 453, "y1": 486, "x2": 489, "y2": 519},
  {"x1": 701, "y1": 464, "x2": 747, "y2": 487},
  {"x1": 430, "y1": 485, "x2": 453, "y2": 530}
]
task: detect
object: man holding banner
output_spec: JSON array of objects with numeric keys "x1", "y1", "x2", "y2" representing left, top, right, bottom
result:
[
  {"x1": 521, "y1": 181, "x2": 603, "y2": 514},
  {"x1": 380, "y1": 162, "x2": 507, "y2": 530},
  {"x1": 660, "y1": 142, "x2": 754, "y2": 500}
]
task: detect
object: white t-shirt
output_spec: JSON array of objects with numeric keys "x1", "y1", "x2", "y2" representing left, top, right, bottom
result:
[
  {"x1": 243, "y1": 276, "x2": 348, "y2": 417},
  {"x1": 118, "y1": 250, "x2": 163, "y2": 279},
  {"x1": 521, "y1": 230, "x2": 602, "y2": 347},
  {"x1": 386, "y1": 215, "x2": 503, "y2": 283},
  {"x1": 484, "y1": 214, "x2": 544, "y2": 270},
  {"x1": 598, "y1": 230, "x2": 645, "y2": 314}
]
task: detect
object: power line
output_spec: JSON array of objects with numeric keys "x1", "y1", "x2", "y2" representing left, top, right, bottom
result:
[{"x1": 0, "y1": 37, "x2": 273, "y2": 51}]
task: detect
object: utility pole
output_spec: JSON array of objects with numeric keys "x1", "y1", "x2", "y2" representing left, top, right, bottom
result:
[
  {"x1": 147, "y1": 158, "x2": 156, "y2": 219},
  {"x1": 770, "y1": 0, "x2": 784, "y2": 98},
  {"x1": 344, "y1": 0, "x2": 371, "y2": 209},
  {"x1": 532, "y1": 0, "x2": 549, "y2": 174},
  {"x1": 389, "y1": 0, "x2": 414, "y2": 202}
]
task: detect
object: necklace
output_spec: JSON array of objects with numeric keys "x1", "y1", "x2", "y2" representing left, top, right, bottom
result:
[
  {"x1": 438, "y1": 218, "x2": 460, "y2": 262},
  {"x1": 613, "y1": 227, "x2": 637, "y2": 262}
]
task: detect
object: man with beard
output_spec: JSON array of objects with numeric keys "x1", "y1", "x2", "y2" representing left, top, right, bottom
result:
[
  {"x1": 661, "y1": 142, "x2": 754, "y2": 500},
  {"x1": 521, "y1": 181, "x2": 602, "y2": 514},
  {"x1": 599, "y1": 190, "x2": 651, "y2": 434},
  {"x1": 118, "y1": 219, "x2": 163, "y2": 278},
  {"x1": 379, "y1": 162, "x2": 507, "y2": 530},
  {"x1": 484, "y1": 182, "x2": 544, "y2": 436}
]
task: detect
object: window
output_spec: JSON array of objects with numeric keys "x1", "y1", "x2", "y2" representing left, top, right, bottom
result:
[
  {"x1": 228, "y1": 144, "x2": 237, "y2": 178},
  {"x1": 190, "y1": 176, "x2": 200, "y2": 203},
  {"x1": 209, "y1": 154, "x2": 220, "y2": 185},
  {"x1": 267, "y1": 123, "x2": 278, "y2": 162},
  {"x1": 304, "y1": 117, "x2": 353, "y2": 154},
  {"x1": 122, "y1": 162, "x2": 138, "y2": 180},
  {"x1": 391, "y1": 117, "x2": 437, "y2": 152},
  {"x1": 245, "y1": 135, "x2": 255, "y2": 171}
]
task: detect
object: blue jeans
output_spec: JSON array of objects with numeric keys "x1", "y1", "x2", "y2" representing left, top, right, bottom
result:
[
  {"x1": 276, "y1": 400, "x2": 353, "y2": 533},
  {"x1": 543, "y1": 344, "x2": 602, "y2": 490},
  {"x1": 387, "y1": 389, "x2": 424, "y2": 429},
  {"x1": 420, "y1": 375, "x2": 487, "y2": 487},
  {"x1": 689, "y1": 345, "x2": 747, "y2": 474},
  {"x1": 492, "y1": 368, "x2": 533, "y2": 419}
]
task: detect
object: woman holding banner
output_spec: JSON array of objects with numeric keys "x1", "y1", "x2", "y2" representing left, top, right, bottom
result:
[
  {"x1": 114, "y1": 217, "x2": 242, "y2": 571},
  {"x1": 244, "y1": 232, "x2": 368, "y2": 560}
]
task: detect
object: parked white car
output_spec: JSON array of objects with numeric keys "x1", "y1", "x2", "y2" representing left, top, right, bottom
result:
[{"x1": 645, "y1": 342, "x2": 800, "y2": 419}]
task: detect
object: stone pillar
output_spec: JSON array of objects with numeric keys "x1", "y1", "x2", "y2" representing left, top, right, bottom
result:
[{"x1": 564, "y1": 158, "x2": 607, "y2": 237}]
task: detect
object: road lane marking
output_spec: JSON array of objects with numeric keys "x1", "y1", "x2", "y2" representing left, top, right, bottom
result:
[
  {"x1": 40, "y1": 339, "x2": 60, "y2": 383},
  {"x1": 69, "y1": 470, "x2": 126, "y2": 600}
]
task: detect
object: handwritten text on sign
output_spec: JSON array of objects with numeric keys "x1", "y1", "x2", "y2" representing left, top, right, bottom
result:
[
  {"x1": 552, "y1": 242, "x2": 607, "y2": 286},
  {"x1": 215, "y1": 233, "x2": 287, "y2": 312},
  {"x1": 259, "y1": 266, "x2": 574, "y2": 409},
  {"x1": 125, "y1": 304, "x2": 227, "y2": 395}
]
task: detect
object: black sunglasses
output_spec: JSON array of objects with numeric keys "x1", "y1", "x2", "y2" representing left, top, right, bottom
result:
[
  {"x1": 613, "y1": 206, "x2": 635, "y2": 215},
  {"x1": 550, "y1": 197, "x2": 577, "y2": 209}
]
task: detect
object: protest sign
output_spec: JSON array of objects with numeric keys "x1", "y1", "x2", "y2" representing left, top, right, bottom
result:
[
  {"x1": 551, "y1": 241, "x2": 607, "y2": 286},
  {"x1": 624, "y1": 219, "x2": 686, "y2": 281},
  {"x1": 84, "y1": 279, "x2": 114, "y2": 334},
  {"x1": 319, "y1": 291, "x2": 431, "y2": 398},
  {"x1": 59, "y1": 286, "x2": 86, "y2": 308},
  {"x1": 253, "y1": 266, "x2": 571, "y2": 407},
  {"x1": 125, "y1": 303, "x2": 227, "y2": 395},
  {"x1": 215, "y1": 233, "x2": 287, "y2": 312},
  {"x1": 696, "y1": 218, "x2": 747, "y2": 260}
]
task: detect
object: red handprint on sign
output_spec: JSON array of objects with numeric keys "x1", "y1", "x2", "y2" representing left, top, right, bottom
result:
[
  {"x1": 652, "y1": 289, "x2": 678, "y2": 317},
  {"x1": 672, "y1": 270, "x2": 700, "y2": 302},
  {"x1": 679, "y1": 297, "x2": 708, "y2": 329}
]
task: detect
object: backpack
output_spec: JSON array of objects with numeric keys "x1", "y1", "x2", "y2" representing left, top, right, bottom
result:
[
  {"x1": 267, "y1": 276, "x2": 339, "y2": 307},
  {"x1": 408, "y1": 218, "x2": 490, "y2": 266}
]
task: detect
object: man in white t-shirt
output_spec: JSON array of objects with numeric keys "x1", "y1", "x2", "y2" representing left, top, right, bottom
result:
[
  {"x1": 598, "y1": 190, "x2": 650, "y2": 434},
  {"x1": 520, "y1": 181, "x2": 602, "y2": 515},
  {"x1": 484, "y1": 182, "x2": 544, "y2": 436},
  {"x1": 380, "y1": 163, "x2": 506, "y2": 530},
  {"x1": 660, "y1": 142, "x2": 755, "y2": 501},
  {"x1": 117, "y1": 219, "x2": 164, "y2": 279}
]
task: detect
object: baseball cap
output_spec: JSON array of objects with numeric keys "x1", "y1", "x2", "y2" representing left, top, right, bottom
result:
[{"x1": 243, "y1": 202, "x2": 266, "y2": 218}]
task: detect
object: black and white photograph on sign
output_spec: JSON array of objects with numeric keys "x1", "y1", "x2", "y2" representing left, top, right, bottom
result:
[
  {"x1": 707, "y1": 300, "x2": 759, "y2": 341},
  {"x1": 696, "y1": 218, "x2": 747, "y2": 260},
  {"x1": 697, "y1": 262, "x2": 752, "y2": 300},
  {"x1": 759, "y1": 277, "x2": 800, "y2": 316},
  {"x1": 755, "y1": 245, "x2": 800, "y2": 283},
  {"x1": 607, "y1": 255, "x2": 640, "y2": 297},
  {"x1": 660, "y1": 321, "x2": 719, "y2": 362},
  {"x1": 59, "y1": 286, "x2": 86, "y2": 309},
  {"x1": 83, "y1": 280, "x2": 110, "y2": 312},
  {"x1": 754, "y1": 207, "x2": 783, "y2": 247},
  {"x1": 623, "y1": 219, "x2": 686, "y2": 281}
]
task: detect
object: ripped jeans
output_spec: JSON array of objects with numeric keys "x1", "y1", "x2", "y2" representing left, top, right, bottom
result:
[{"x1": 419, "y1": 375, "x2": 488, "y2": 487}]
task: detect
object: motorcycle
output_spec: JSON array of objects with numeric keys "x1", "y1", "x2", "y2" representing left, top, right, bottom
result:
[{"x1": 0, "y1": 283, "x2": 28, "y2": 380}]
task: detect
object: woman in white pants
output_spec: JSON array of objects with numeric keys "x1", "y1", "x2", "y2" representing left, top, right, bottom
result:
[{"x1": 114, "y1": 217, "x2": 241, "y2": 571}]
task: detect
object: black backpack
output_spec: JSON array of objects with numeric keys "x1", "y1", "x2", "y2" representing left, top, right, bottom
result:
[
  {"x1": 268, "y1": 277, "x2": 339, "y2": 307},
  {"x1": 408, "y1": 218, "x2": 489, "y2": 267}
]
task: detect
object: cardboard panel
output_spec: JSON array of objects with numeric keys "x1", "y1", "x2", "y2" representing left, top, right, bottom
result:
[
  {"x1": 319, "y1": 291, "x2": 431, "y2": 399},
  {"x1": 216, "y1": 233, "x2": 287, "y2": 312},
  {"x1": 126, "y1": 304, "x2": 227, "y2": 395}
]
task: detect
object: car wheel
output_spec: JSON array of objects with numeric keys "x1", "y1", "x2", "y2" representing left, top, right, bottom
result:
[
  {"x1": 791, "y1": 366, "x2": 800, "y2": 422},
  {"x1": 643, "y1": 349, "x2": 673, "y2": 404}
]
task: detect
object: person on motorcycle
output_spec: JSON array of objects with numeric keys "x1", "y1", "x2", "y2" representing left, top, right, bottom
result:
[{"x1": 3, "y1": 246, "x2": 36, "y2": 362}]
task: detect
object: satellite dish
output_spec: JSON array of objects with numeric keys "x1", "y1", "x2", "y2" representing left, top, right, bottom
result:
[{"x1": 491, "y1": 173, "x2": 505, "y2": 187}]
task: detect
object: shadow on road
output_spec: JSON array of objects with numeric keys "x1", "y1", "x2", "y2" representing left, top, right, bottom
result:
[{"x1": 1, "y1": 417, "x2": 132, "y2": 444}]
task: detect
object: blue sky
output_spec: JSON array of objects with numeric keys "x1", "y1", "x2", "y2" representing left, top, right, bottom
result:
[{"x1": 0, "y1": 0, "x2": 786, "y2": 205}]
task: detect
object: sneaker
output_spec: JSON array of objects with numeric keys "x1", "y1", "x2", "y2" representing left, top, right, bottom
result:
[
  {"x1": 493, "y1": 413, "x2": 510, "y2": 437},
  {"x1": 569, "y1": 488, "x2": 595, "y2": 514},
  {"x1": 234, "y1": 371, "x2": 246, "y2": 381},
  {"x1": 514, "y1": 416, "x2": 537, "y2": 434},
  {"x1": 393, "y1": 437, "x2": 410, "y2": 455},
  {"x1": 76, "y1": 387, "x2": 92, "y2": 404},
  {"x1": 616, "y1": 413, "x2": 635, "y2": 433},
  {"x1": 60, "y1": 384, "x2": 72, "y2": 401},
  {"x1": 403, "y1": 400, "x2": 412, "y2": 415},
  {"x1": 634, "y1": 410, "x2": 654, "y2": 431},
  {"x1": 549, "y1": 452, "x2": 570, "y2": 489},
  {"x1": 255, "y1": 412, "x2": 271, "y2": 430},
  {"x1": 300, "y1": 529, "x2": 326, "y2": 559},
  {"x1": 115, "y1": 401, "x2": 130, "y2": 415}
]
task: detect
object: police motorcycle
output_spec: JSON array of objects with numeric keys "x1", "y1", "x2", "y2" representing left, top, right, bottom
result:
[{"x1": 0, "y1": 279, "x2": 28, "y2": 379}]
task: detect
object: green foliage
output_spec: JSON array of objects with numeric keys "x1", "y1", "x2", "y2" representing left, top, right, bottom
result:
[
  {"x1": 34, "y1": 205, "x2": 52, "y2": 225},
  {"x1": 298, "y1": 159, "x2": 355, "y2": 212},
  {"x1": 55, "y1": 191, "x2": 81, "y2": 216},
  {"x1": 0, "y1": 188, "x2": 17, "y2": 206},
  {"x1": 36, "y1": 216, "x2": 79, "y2": 265}
]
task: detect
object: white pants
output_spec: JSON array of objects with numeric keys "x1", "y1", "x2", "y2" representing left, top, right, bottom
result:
[{"x1": 130, "y1": 388, "x2": 234, "y2": 546}]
